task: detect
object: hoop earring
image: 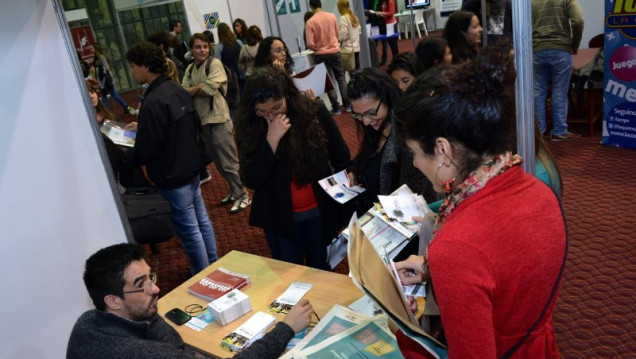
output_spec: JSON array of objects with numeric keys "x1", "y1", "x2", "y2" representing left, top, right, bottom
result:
[{"x1": 435, "y1": 162, "x2": 455, "y2": 195}]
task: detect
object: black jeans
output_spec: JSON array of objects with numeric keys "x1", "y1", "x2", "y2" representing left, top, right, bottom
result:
[{"x1": 314, "y1": 52, "x2": 350, "y2": 110}]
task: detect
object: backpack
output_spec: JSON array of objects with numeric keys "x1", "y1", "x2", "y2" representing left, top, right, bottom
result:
[{"x1": 205, "y1": 57, "x2": 240, "y2": 109}]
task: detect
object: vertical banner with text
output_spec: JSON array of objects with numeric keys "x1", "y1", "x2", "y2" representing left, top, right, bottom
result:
[{"x1": 602, "y1": 0, "x2": 636, "y2": 149}]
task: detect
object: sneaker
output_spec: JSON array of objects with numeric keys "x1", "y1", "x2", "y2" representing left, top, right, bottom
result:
[
  {"x1": 200, "y1": 172, "x2": 212, "y2": 185},
  {"x1": 220, "y1": 193, "x2": 234, "y2": 206},
  {"x1": 550, "y1": 132, "x2": 580, "y2": 142},
  {"x1": 127, "y1": 106, "x2": 137, "y2": 115},
  {"x1": 229, "y1": 194, "x2": 251, "y2": 214},
  {"x1": 344, "y1": 105, "x2": 352, "y2": 113},
  {"x1": 331, "y1": 108, "x2": 342, "y2": 115}
]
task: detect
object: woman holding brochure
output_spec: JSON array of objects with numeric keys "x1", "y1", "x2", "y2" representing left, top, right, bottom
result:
[
  {"x1": 236, "y1": 66, "x2": 351, "y2": 270},
  {"x1": 346, "y1": 68, "x2": 437, "y2": 215},
  {"x1": 392, "y1": 47, "x2": 567, "y2": 358}
]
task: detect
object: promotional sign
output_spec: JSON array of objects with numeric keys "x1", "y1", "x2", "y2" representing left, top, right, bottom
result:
[
  {"x1": 602, "y1": 0, "x2": 636, "y2": 149},
  {"x1": 70, "y1": 25, "x2": 95, "y2": 64}
]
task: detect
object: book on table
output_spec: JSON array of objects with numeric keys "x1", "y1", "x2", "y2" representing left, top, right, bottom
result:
[{"x1": 187, "y1": 267, "x2": 251, "y2": 302}]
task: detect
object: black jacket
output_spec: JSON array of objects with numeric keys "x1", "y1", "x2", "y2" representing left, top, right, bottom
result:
[
  {"x1": 243, "y1": 104, "x2": 351, "y2": 243},
  {"x1": 67, "y1": 310, "x2": 295, "y2": 359},
  {"x1": 133, "y1": 75, "x2": 201, "y2": 189}
]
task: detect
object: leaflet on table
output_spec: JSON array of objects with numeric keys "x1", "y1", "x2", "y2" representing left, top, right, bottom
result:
[
  {"x1": 268, "y1": 282, "x2": 313, "y2": 314},
  {"x1": 185, "y1": 307, "x2": 216, "y2": 332},
  {"x1": 318, "y1": 170, "x2": 366, "y2": 204},
  {"x1": 293, "y1": 317, "x2": 402, "y2": 359},
  {"x1": 220, "y1": 311, "x2": 276, "y2": 352},
  {"x1": 100, "y1": 120, "x2": 136, "y2": 147},
  {"x1": 348, "y1": 295, "x2": 386, "y2": 317},
  {"x1": 281, "y1": 304, "x2": 374, "y2": 359}
]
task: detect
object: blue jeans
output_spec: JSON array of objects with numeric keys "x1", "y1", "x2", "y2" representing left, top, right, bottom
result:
[
  {"x1": 533, "y1": 49, "x2": 572, "y2": 136},
  {"x1": 265, "y1": 208, "x2": 330, "y2": 270},
  {"x1": 102, "y1": 87, "x2": 129, "y2": 112},
  {"x1": 159, "y1": 177, "x2": 218, "y2": 276}
]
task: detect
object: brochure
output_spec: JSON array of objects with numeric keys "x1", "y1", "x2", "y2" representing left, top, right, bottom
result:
[
  {"x1": 268, "y1": 282, "x2": 313, "y2": 314},
  {"x1": 318, "y1": 170, "x2": 366, "y2": 204},
  {"x1": 294, "y1": 317, "x2": 402, "y2": 359},
  {"x1": 346, "y1": 214, "x2": 448, "y2": 358},
  {"x1": 185, "y1": 307, "x2": 216, "y2": 332},
  {"x1": 100, "y1": 120, "x2": 136, "y2": 147},
  {"x1": 220, "y1": 311, "x2": 276, "y2": 352}
]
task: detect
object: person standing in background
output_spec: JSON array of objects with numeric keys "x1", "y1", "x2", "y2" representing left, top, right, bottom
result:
[
  {"x1": 168, "y1": 19, "x2": 189, "y2": 67},
  {"x1": 337, "y1": 0, "x2": 362, "y2": 71},
  {"x1": 462, "y1": 0, "x2": 513, "y2": 45},
  {"x1": 239, "y1": 25, "x2": 264, "y2": 77},
  {"x1": 94, "y1": 44, "x2": 135, "y2": 116},
  {"x1": 443, "y1": 11, "x2": 483, "y2": 64},
  {"x1": 306, "y1": 0, "x2": 351, "y2": 115},
  {"x1": 233, "y1": 18, "x2": 248, "y2": 44},
  {"x1": 532, "y1": 0, "x2": 584, "y2": 141}
]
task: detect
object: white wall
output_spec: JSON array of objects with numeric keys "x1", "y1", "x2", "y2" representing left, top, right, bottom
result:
[
  {"x1": 0, "y1": 0, "x2": 127, "y2": 357},
  {"x1": 579, "y1": 0, "x2": 603, "y2": 49}
]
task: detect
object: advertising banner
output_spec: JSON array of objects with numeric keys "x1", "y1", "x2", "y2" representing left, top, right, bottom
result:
[{"x1": 601, "y1": 0, "x2": 636, "y2": 149}]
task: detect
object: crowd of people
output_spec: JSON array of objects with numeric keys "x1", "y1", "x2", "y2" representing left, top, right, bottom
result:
[{"x1": 70, "y1": 0, "x2": 583, "y2": 357}]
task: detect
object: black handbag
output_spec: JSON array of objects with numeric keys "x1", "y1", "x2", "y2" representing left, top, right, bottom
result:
[{"x1": 122, "y1": 187, "x2": 175, "y2": 244}]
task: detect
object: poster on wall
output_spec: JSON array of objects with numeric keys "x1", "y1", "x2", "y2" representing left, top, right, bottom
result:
[
  {"x1": 70, "y1": 25, "x2": 95, "y2": 64},
  {"x1": 204, "y1": 12, "x2": 220, "y2": 29},
  {"x1": 601, "y1": 0, "x2": 636, "y2": 149}
]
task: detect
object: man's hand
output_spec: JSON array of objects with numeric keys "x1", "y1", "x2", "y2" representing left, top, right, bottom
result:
[
  {"x1": 283, "y1": 299, "x2": 313, "y2": 333},
  {"x1": 394, "y1": 255, "x2": 426, "y2": 286}
]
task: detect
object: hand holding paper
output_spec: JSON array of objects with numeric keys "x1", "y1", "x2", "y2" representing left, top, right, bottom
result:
[{"x1": 283, "y1": 299, "x2": 314, "y2": 333}]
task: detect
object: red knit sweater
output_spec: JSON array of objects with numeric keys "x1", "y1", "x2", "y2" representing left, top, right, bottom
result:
[{"x1": 398, "y1": 166, "x2": 565, "y2": 359}]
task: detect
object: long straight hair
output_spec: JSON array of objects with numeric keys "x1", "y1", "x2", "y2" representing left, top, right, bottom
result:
[{"x1": 337, "y1": 0, "x2": 360, "y2": 27}]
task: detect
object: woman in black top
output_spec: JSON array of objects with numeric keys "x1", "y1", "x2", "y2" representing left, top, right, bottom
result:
[
  {"x1": 347, "y1": 68, "x2": 437, "y2": 214},
  {"x1": 236, "y1": 67, "x2": 351, "y2": 270}
]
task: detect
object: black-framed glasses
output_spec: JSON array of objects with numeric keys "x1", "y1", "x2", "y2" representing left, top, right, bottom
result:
[
  {"x1": 255, "y1": 98, "x2": 286, "y2": 118},
  {"x1": 351, "y1": 100, "x2": 382, "y2": 121},
  {"x1": 116, "y1": 272, "x2": 157, "y2": 295}
]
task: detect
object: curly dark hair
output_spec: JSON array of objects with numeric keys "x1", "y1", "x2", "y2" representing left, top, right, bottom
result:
[
  {"x1": 83, "y1": 244, "x2": 146, "y2": 311},
  {"x1": 146, "y1": 31, "x2": 170, "y2": 52},
  {"x1": 125, "y1": 41, "x2": 167, "y2": 75},
  {"x1": 346, "y1": 67, "x2": 401, "y2": 178},
  {"x1": 236, "y1": 66, "x2": 328, "y2": 186},
  {"x1": 443, "y1": 11, "x2": 479, "y2": 64},
  {"x1": 394, "y1": 45, "x2": 517, "y2": 181},
  {"x1": 253, "y1": 36, "x2": 294, "y2": 74}
]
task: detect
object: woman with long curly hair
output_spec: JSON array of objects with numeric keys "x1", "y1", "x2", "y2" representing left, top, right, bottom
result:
[
  {"x1": 253, "y1": 36, "x2": 294, "y2": 75},
  {"x1": 236, "y1": 66, "x2": 351, "y2": 269}
]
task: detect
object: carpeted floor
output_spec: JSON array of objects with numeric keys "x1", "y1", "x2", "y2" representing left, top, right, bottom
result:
[{"x1": 131, "y1": 35, "x2": 636, "y2": 358}]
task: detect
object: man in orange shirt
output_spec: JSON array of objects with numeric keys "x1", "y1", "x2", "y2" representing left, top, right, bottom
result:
[{"x1": 306, "y1": 0, "x2": 351, "y2": 115}]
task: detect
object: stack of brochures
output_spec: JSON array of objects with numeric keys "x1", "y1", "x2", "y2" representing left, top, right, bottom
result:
[
  {"x1": 268, "y1": 282, "x2": 313, "y2": 314},
  {"x1": 208, "y1": 289, "x2": 252, "y2": 326},
  {"x1": 282, "y1": 305, "x2": 401, "y2": 359},
  {"x1": 220, "y1": 311, "x2": 276, "y2": 352}
]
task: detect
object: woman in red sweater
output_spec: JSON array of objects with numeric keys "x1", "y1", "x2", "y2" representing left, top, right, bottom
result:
[{"x1": 392, "y1": 46, "x2": 567, "y2": 358}]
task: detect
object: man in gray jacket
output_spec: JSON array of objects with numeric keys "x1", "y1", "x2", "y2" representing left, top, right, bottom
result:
[
  {"x1": 532, "y1": 0, "x2": 584, "y2": 141},
  {"x1": 67, "y1": 243, "x2": 313, "y2": 359}
]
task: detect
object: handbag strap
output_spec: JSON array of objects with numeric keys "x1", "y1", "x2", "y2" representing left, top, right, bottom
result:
[{"x1": 499, "y1": 198, "x2": 569, "y2": 359}]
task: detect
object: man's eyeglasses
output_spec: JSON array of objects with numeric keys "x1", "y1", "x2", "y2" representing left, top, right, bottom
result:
[
  {"x1": 255, "y1": 98, "x2": 286, "y2": 118},
  {"x1": 351, "y1": 100, "x2": 382, "y2": 121},
  {"x1": 116, "y1": 272, "x2": 157, "y2": 295}
]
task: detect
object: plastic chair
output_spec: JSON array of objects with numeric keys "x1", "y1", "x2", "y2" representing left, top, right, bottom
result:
[{"x1": 414, "y1": 9, "x2": 428, "y2": 37}]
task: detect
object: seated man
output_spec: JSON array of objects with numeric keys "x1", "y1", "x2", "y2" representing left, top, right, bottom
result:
[{"x1": 67, "y1": 243, "x2": 314, "y2": 359}]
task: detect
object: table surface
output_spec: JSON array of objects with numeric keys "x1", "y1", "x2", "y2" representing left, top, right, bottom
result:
[{"x1": 157, "y1": 251, "x2": 364, "y2": 358}]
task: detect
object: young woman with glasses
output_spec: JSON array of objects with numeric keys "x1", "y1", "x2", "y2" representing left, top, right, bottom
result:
[
  {"x1": 236, "y1": 66, "x2": 351, "y2": 270},
  {"x1": 253, "y1": 36, "x2": 295, "y2": 75},
  {"x1": 347, "y1": 68, "x2": 438, "y2": 215}
]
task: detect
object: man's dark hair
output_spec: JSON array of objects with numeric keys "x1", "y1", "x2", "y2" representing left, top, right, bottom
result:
[
  {"x1": 125, "y1": 42, "x2": 168, "y2": 75},
  {"x1": 189, "y1": 32, "x2": 210, "y2": 49},
  {"x1": 169, "y1": 19, "x2": 181, "y2": 32},
  {"x1": 309, "y1": 0, "x2": 322, "y2": 9},
  {"x1": 146, "y1": 31, "x2": 170, "y2": 52},
  {"x1": 83, "y1": 244, "x2": 146, "y2": 311}
]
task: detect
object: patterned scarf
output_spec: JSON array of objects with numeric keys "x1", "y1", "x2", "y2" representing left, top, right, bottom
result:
[{"x1": 424, "y1": 152, "x2": 523, "y2": 275}]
